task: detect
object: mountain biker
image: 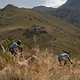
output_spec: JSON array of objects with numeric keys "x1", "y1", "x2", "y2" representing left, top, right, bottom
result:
[
  {"x1": 9, "y1": 40, "x2": 23, "y2": 56},
  {"x1": 58, "y1": 51, "x2": 73, "y2": 66}
]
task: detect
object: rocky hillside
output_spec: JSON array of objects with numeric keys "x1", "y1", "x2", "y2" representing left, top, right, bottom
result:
[
  {"x1": 60, "y1": 0, "x2": 80, "y2": 10},
  {"x1": 54, "y1": 0, "x2": 80, "y2": 27},
  {"x1": 33, "y1": 0, "x2": 80, "y2": 28}
]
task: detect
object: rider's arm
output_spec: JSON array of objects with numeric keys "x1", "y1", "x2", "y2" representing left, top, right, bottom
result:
[
  {"x1": 68, "y1": 57, "x2": 73, "y2": 64},
  {"x1": 18, "y1": 46, "x2": 23, "y2": 52}
]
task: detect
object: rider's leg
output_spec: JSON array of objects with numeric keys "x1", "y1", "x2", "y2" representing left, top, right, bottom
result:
[
  {"x1": 58, "y1": 57, "x2": 62, "y2": 66},
  {"x1": 64, "y1": 60, "x2": 67, "y2": 65}
]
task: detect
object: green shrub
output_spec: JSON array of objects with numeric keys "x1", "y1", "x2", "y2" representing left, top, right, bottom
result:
[
  {"x1": 2, "y1": 39, "x2": 13, "y2": 50},
  {"x1": 1, "y1": 52, "x2": 10, "y2": 62}
]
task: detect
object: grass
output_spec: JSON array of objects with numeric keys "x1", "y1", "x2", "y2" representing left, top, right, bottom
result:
[{"x1": 0, "y1": 49, "x2": 80, "y2": 80}]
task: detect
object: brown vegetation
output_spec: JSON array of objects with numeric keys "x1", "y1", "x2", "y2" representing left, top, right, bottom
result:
[{"x1": 0, "y1": 50, "x2": 80, "y2": 80}]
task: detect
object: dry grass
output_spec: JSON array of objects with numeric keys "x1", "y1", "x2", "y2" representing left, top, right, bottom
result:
[{"x1": 0, "y1": 50, "x2": 80, "y2": 80}]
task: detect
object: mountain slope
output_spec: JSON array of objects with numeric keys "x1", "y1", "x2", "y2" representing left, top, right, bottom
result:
[
  {"x1": 0, "y1": 4, "x2": 80, "y2": 55},
  {"x1": 33, "y1": 0, "x2": 80, "y2": 28},
  {"x1": 60, "y1": 0, "x2": 80, "y2": 10},
  {"x1": 55, "y1": 0, "x2": 80, "y2": 27}
]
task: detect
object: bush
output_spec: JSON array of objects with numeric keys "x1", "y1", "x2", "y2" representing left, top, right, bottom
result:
[
  {"x1": 2, "y1": 39, "x2": 13, "y2": 50},
  {"x1": 1, "y1": 52, "x2": 11, "y2": 62}
]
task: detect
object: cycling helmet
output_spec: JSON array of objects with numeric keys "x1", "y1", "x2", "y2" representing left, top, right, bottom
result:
[{"x1": 17, "y1": 40, "x2": 21, "y2": 45}]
